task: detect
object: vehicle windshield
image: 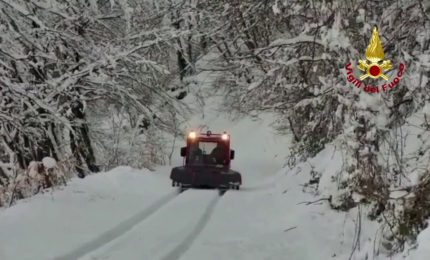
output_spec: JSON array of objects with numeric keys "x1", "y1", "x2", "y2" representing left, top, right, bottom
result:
[{"x1": 188, "y1": 141, "x2": 227, "y2": 166}]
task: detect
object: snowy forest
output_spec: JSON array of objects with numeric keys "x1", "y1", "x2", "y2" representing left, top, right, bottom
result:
[{"x1": 1, "y1": 0, "x2": 430, "y2": 258}]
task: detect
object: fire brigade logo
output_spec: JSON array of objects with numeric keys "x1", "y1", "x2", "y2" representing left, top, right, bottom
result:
[
  {"x1": 358, "y1": 27, "x2": 392, "y2": 80},
  {"x1": 345, "y1": 27, "x2": 406, "y2": 93}
]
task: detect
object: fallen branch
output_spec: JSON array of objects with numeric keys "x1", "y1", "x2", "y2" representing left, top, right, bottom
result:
[
  {"x1": 297, "y1": 197, "x2": 331, "y2": 205},
  {"x1": 284, "y1": 226, "x2": 297, "y2": 232}
]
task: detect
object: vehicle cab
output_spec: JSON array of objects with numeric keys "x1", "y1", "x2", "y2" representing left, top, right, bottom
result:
[
  {"x1": 170, "y1": 130, "x2": 241, "y2": 190},
  {"x1": 181, "y1": 131, "x2": 235, "y2": 168}
]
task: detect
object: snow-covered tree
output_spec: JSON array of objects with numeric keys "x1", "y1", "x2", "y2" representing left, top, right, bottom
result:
[
  {"x1": 0, "y1": 0, "x2": 188, "y2": 204},
  {"x1": 181, "y1": 0, "x2": 430, "y2": 252}
]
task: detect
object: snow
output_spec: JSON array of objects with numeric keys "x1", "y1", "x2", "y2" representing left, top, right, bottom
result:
[
  {"x1": 0, "y1": 167, "x2": 174, "y2": 260},
  {"x1": 177, "y1": 145, "x2": 376, "y2": 260},
  {"x1": 272, "y1": 1, "x2": 281, "y2": 15},
  {"x1": 320, "y1": 13, "x2": 352, "y2": 51},
  {"x1": 80, "y1": 190, "x2": 221, "y2": 260},
  {"x1": 396, "y1": 223, "x2": 430, "y2": 260},
  {"x1": 0, "y1": 56, "x2": 388, "y2": 260},
  {"x1": 269, "y1": 34, "x2": 323, "y2": 47},
  {"x1": 88, "y1": 0, "x2": 99, "y2": 13},
  {"x1": 42, "y1": 157, "x2": 57, "y2": 169},
  {"x1": 110, "y1": 0, "x2": 115, "y2": 9},
  {"x1": 1, "y1": 1, "x2": 429, "y2": 258},
  {"x1": 0, "y1": 83, "x2": 385, "y2": 260},
  {"x1": 0, "y1": 148, "x2": 381, "y2": 260},
  {"x1": 28, "y1": 161, "x2": 40, "y2": 179}
]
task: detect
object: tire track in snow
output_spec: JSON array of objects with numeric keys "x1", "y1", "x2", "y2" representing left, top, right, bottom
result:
[
  {"x1": 160, "y1": 190, "x2": 226, "y2": 260},
  {"x1": 55, "y1": 189, "x2": 185, "y2": 260}
]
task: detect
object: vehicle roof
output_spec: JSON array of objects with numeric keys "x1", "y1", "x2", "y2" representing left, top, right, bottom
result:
[
  {"x1": 195, "y1": 136, "x2": 225, "y2": 141},
  {"x1": 197, "y1": 132, "x2": 227, "y2": 136},
  {"x1": 188, "y1": 133, "x2": 229, "y2": 141},
  {"x1": 186, "y1": 131, "x2": 230, "y2": 142}
]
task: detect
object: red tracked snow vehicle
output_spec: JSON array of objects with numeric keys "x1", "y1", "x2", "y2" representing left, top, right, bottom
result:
[{"x1": 170, "y1": 131, "x2": 242, "y2": 190}]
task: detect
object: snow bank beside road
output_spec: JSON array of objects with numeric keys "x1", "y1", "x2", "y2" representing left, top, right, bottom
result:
[{"x1": 0, "y1": 166, "x2": 173, "y2": 260}]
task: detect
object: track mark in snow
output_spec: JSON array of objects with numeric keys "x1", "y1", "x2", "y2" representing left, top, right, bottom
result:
[
  {"x1": 160, "y1": 191, "x2": 223, "y2": 260},
  {"x1": 218, "y1": 189, "x2": 227, "y2": 196},
  {"x1": 55, "y1": 189, "x2": 182, "y2": 260}
]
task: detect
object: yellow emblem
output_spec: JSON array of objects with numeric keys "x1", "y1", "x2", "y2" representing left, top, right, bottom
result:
[{"x1": 358, "y1": 27, "x2": 392, "y2": 80}]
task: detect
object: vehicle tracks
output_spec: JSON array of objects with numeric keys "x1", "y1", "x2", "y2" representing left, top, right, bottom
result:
[
  {"x1": 56, "y1": 188, "x2": 227, "y2": 260},
  {"x1": 160, "y1": 190, "x2": 224, "y2": 260},
  {"x1": 55, "y1": 189, "x2": 183, "y2": 260}
]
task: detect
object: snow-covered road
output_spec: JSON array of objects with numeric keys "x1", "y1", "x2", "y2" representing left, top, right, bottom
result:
[
  {"x1": 0, "y1": 118, "x2": 378, "y2": 260},
  {"x1": 0, "y1": 106, "x2": 294, "y2": 260},
  {"x1": 78, "y1": 189, "x2": 221, "y2": 260},
  {"x1": 0, "y1": 126, "x2": 289, "y2": 260},
  {"x1": 0, "y1": 76, "x2": 384, "y2": 260}
]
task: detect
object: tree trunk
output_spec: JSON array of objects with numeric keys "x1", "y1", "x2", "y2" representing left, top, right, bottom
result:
[{"x1": 69, "y1": 99, "x2": 99, "y2": 178}]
